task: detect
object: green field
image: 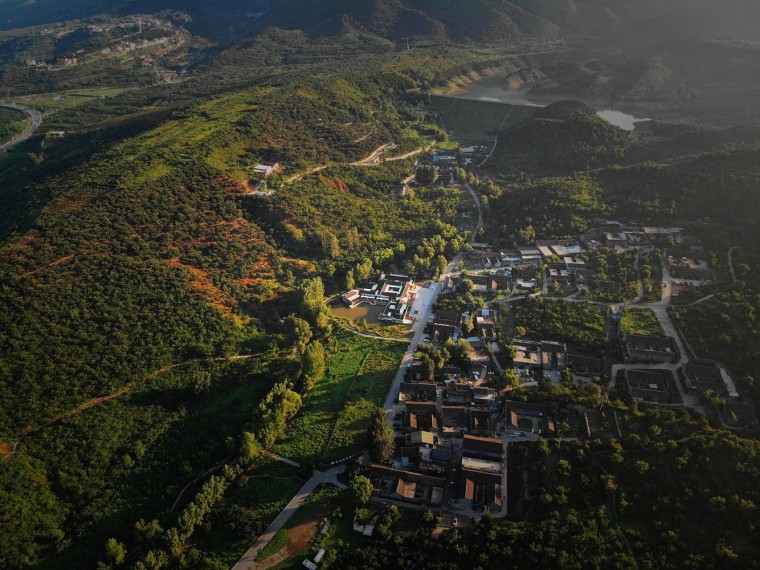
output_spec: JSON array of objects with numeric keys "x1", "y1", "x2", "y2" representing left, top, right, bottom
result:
[
  {"x1": 619, "y1": 307, "x2": 664, "y2": 337},
  {"x1": 272, "y1": 330, "x2": 405, "y2": 465},
  {"x1": 10, "y1": 87, "x2": 133, "y2": 109}
]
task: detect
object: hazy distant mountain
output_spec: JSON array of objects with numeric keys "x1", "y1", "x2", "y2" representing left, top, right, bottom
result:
[{"x1": 1, "y1": 0, "x2": 759, "y2": 44}]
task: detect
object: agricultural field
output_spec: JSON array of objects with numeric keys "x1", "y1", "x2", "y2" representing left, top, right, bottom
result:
[
  {"x1": 512, "y1": 298, "x2": 607, "y2": 350},
  {"x1": 619, "y1": 307, "x2": 663, "y2": 337},
  {"x1": 272, "y1": 330, "x2": 405, "y2": 465}
]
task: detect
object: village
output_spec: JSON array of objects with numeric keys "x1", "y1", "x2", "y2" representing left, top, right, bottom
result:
[
  {"x1": 328, "y1": 149, "x2": 757, "y2": 529},
  {"x1": 19, "y1": 12, "x2": 187, "y2": 75}
]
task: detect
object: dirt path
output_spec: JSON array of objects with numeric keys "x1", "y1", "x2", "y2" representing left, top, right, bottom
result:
[
  {"x1": 0, "y1": 353, "x2": 263, "y2": 465},
  {"x1": 351, "y1": 142, "x2": 394, "y2": 166},
  {"x1": 336, "y1": 323, "x2": 409, "y2": 342},
  {"x1": 385, "y1": 146, "x2": 425, "y2": 162}
]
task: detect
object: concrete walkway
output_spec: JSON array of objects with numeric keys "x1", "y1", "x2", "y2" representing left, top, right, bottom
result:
[{"x1": 231, "y1": 466, "x2": 346, "y2": 570}]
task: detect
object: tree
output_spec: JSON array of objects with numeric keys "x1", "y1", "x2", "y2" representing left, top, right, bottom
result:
[
  {"x1": 355, "y1": 258, "x2": 373, "y2": 283},
  {"x1": 457, "y1": 278, "x2": 474, "y2": 294},
  {"x1": 298, "y1": 277, "x2": 326, "y2": 321},
  {"x1": 191, "y1": 370, "x2": 212, "y2": 397},
  {"x1": 318, "y1": 230, "x2": 340, "y2": 259},
  {"x1": 415, "y1": 164, "x2": 438, "y2": 185},
  {"x1": 444, "y1": 339, "x2": 471, "y2": 367},
  {"x1": 256, "y1": 382, "x2": 303, "y2": 447},
  {"x1": 105, "y1": 538, "x2": 126, "y2": 566},
  {"x1": 240, "y1": 431, "x2": 260, "y2": 463},
  {"x1": 300, "y1": 341, "x2": 326, "y2": 392},
  {"x1": 494, "y1": 369, "x2": 520, "y2": 391},
  {"x1": 349, "y1": 474, "x2": 373, "y2": 505},
  {"x1": 291, "y1": 316, "x2": 312, "y2": 353},
  {"x1": 369, "y1": 408, "x2": 395, "y2": 463}
]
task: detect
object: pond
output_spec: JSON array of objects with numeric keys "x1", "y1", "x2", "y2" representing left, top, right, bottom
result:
[
  {"x1": 596, "y1": 109, "x2": 651, "y2": 131},
  {"x1": 330, "y1": 302, "x2": 386, "y2": 323}
]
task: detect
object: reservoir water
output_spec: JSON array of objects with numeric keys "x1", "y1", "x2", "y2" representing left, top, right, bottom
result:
[
  {"x1": 445, "y1": 75, "x2": 651, "y2": 130},
  {"x1": 596, "y1": 110, "x2": 651, "y2": 131}
]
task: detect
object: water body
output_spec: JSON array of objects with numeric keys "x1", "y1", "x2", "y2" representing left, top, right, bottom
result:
[
  {"x1": 447, "y1": 75, "x2": 651, "y2": 130},
  {"x1": 447, "y1": 75, "x2": 545, "y2": 107},
  {"x1": 596, "y1": 110, "x2": 651, "y2": 131}
]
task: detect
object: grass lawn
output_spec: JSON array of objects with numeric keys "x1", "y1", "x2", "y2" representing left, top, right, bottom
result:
[
  {"x1": 267, "y1": 485, "x2": 363, "y2": 570},
  {"x1": 272, "y1": 330, "x2": 405, "y2": 465},
  {"x1": 619, "y1": 308, "x2": 664, "y2": 337},
  {"x1": 256, "y1": 528, "x2": 289, "y2": 561}
]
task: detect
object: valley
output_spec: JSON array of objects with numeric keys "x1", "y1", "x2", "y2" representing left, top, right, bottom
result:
[{"x1": 1, "y1": 1, "x2": 760, "y2": 570}]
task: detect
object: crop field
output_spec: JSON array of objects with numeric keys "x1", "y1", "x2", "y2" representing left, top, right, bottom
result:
[
  {"x1": 513, "y1": 299, "x2": 607, "y2": 350},
  {"x1": 272, "y1": 330, "x2": 405, "y2": 465},
  {"x1": 619, "y1": 307, "x2": 663, "y2": 337}
]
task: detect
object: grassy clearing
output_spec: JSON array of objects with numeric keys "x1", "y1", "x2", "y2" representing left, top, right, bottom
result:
[
  {"x1": 256, "y1": 528, "x2": 289, "y2": 561},
  {"x1": 272, "y1": 330, "x2": 404, "y2": 464},
  {"x1": 267, "y1": 485, "x2": 358, "y2": 570},
  {"x1": 619, "y1": 308, "x2": 664, "y2": 337}
]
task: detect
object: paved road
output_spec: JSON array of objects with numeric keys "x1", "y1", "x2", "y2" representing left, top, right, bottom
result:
[
  {"x1": 352, "y1": 142, "x2": 395, "y2": 166},
  {"x1": 231, "y1": 466, "x2": 346, "y2": 570},
  {"x1": 0, "y1": 102, "x2": 42, "y2": 151},
  {"x1": 384, "y1": 184, "x2": 485, "y2": 414},
  {"x1": 728, "y1": 246, "x2": 743, "y2": 284}
]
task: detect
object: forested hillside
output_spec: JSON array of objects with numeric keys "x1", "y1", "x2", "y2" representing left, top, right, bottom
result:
[{"x1": 0, "y1": 36, "x2": 487, "y2": 565}]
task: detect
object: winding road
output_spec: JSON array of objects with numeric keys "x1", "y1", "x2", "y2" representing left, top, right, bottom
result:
[
  {"x1": 231, "y1": 466, "x2": 346, "y2": 570},
  {"x1": 0, "y1": 102, "x2": 42, "y2": 152}
]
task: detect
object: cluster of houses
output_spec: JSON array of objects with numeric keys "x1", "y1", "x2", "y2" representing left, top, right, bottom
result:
[
  {"x1": 616, "y1": 336, "x2": 755, "y2": 429},
  {"x1": 465, "y1": 220, "x2": 713, "y2": 296},
  {"x1": 28, "y1": 15, "x2": 183, "y2": 70},
  {"x1": 341, "y1": 273, "x2": 418, "y2": 324}
]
